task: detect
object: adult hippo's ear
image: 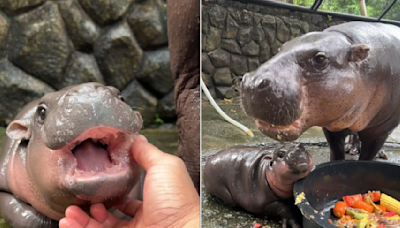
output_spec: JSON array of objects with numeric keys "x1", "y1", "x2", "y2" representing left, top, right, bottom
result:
[
  {"x1": 6, "y1": 119, "x2": 31, "y2": 141},
  {"x1": 349, "y1": 44, "x2": 371, "y2": 62}
]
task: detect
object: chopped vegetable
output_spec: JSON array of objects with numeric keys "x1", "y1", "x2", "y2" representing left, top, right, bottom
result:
[
  {"x1": 376, "y1": 205, "x2": 387, "y2": 214},
  {"x1": 353, "y1": 200, "x2": 374, "y2": 213},
  {"x1": 333, "y1": 201, "x2": 348, "y2": 218},
  {"x1": 384, "y1": 211, "x2": 396, "y2": 217},
  {"x1": 356, "y1": 217, "x2": 368, "y2": 228},
  {"x1": 254, "y1": 223, "x2": 262, "y2": 228},
  {"x1": 362, "y1": 191, "x2": 381, "y2": 203},
  {"x1": 343, "y1": 194, "x2": 363, "y2": 207},
  {"x1": 381, "y1": 193, "x2": 400, "y2": 215},
  {"x1": 364, "y1": 195, "x2": 382, "y2": 214},
  {"x1": 346, "y1": 207, "x2": 369, "y2": 220}
]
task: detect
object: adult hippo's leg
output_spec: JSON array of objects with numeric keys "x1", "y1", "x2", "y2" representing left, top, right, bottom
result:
[
  {"x1": 358, "y1": 127, "x2": 390, "y2": 160},
  {"x1": 323, "y1": 128, "x2": 351, "y2": 161},
  {"x1": 0, "y1": 192, "x2": 58, "y2": 228},
  {"x1": 167, "y1": 0, "x2": 200, "y2": 193}
]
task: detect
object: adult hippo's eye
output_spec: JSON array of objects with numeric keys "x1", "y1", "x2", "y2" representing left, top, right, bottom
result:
[
  {"x1": 118, "y1": 95, "x2": 125, "y2": 102},
  {"x1": 37, "y1": 105, "x2": 47, "y2": 123},
  {"x1": 313, "y1": 52, "x2": 329, "y2": 67},
  {"x1": 277, "y1": 151, "x2": 285, "y2": 158}
]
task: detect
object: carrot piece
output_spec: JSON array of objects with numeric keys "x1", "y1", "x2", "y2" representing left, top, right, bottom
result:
[
  {"x1": 353, "y1": 200, "x2": 374, "y2": 213},
  {"x1": 333, "y1": 201, "x2": 347, "y2": 218},
  {"x1": 376, "y1": 205, "x2": 387, "y2": 214}
]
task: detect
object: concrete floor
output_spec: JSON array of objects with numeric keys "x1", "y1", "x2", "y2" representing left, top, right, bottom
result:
[{"x1": 201, "y1": 97, "x2": 400, "y2": 228}]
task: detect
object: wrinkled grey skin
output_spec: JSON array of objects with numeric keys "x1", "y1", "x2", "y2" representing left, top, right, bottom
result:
[
  {"x1": 203, "y1": 144, "x2": 313, "y2": 228},
  {"x1": 241, "y1": 21, "x2": 400, "y2": 161},
  {"x1": 0, "y1": 83, "x2": 143, "y2": 228},
  {"x1": 167, "y1": 0, "x2": 200, "y2": 193}
]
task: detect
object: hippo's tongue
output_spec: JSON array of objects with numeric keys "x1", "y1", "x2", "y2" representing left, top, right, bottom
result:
[{"x1": 73, "y1": 140, "x2": 112, "y2": 172}]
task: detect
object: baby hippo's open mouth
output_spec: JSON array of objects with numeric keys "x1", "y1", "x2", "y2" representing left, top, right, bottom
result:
[
  {"x1": 62, "y1": 127, "x2": 139, "y2": 202},
  {"x1": 255, "y1": 119, "x2": 302, "y2": 142}
]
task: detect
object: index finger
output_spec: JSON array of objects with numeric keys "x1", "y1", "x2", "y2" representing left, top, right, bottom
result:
[{"x1": 131, "y1": 135, "x2": 170, "y2": 171}]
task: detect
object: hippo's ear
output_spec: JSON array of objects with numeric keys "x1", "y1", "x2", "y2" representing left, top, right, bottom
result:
[
  {"x1": 6, "y1": 119, "x2": 31, "y2": 141},
  {"x1": 349, "y1": 44, "x2": 371, "y2": 62}
]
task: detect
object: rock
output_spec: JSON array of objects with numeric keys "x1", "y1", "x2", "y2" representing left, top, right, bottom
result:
[
  {"x1": 291, "y1": 19, "x2": 302, "y2": 38},
  {"x1": 121, "y1": 79, "x2": 157, "y2": 127},
  {"x1": 203, "y1": 26, "x2": 221, "y2": 52},
  {"x1": 212, "y1": 67, "x2": 232, "y2": 87},
  {"x1": 270, "y1": 40, "x2": 282, "y2": 56},
  {"x1": 261, "y1": 15, "x2": 276, "y2": 44},
  {"x1": 300, "y1": 21, "x2": 310, "y2": 34},
  {"x1": 94, "y1": 21, "x2": 143, "y2": 90},
  {"x1": 202, "y1": 53, "x2": 215, "y2": 75},
  {"x1": 127, "y1": 0, "x2": 168, "y2": 49},
  {"x1": 252, "y1": 24, "x2": 265, "y2": 45},
  {"x1": 58, "y1": 0, "x2": 100, "y2": 51},
  {"x1": 202, "y1": 6, "x2": 210, "y2": 35},
  {"x1": 208, "y1": 48, "x2": 230, "y2": 68},
  {"x1": 157, "y1": 90, "x2": 176, "y2": 121},
  {"x1": 230, "y1": 54, "x2": 248, "y2": 76},
  {"x1": 136, "y1": 48, "x2": 174, "y2": 96},
  {"x1": 215, "y1": 86, "x2": 239, "y2": 99},
  {"x1": 236, "y1": 27, "x2": 252, "y2": 46},
  {"x1": 228, "y1": 8, "x2": 252, "y2": 26},
  {"x1": 209, "y1": 5, "x2": 226, "y2": 29},
  {"x1": 7, "y1": 2, "x2": 72, "y2": 89},
  {"x1": 60, "y1": 52, "x2": 104, "y2": 88},
  {"x1": 0, "y1": 59, "x2": 54, "y2": 126},
  {"x1": 253, "y1": 13, "x2": 262, "y2": 25},
  {"x1": 78, "y1": 0, "x2": 133, "y2": 26},
  {"x1": 242, "y1": 40, "x2": 259, "y2": 56},
  {"x1": 0, "y1": 0, "x2": 45, "y2": 15},
  {"x1": 0, "y1": 13, "x2": 9, "y2": 58},
  {"x1": 221, "y1": 39, "x2": 241, "y2": 55},
  {"x1": 276, "y1": 17, "x2": 290, "y2": 43},
  {"x1": 247, "y1": 57, "x2": 259, "y2": 72},
  {"x1": 202, "y1": 72, "x2": 213, "y2": 88},
  {"x1": 222, "y1": 15, "x2": 239, "y2": 39},
  {"x1": 259, "y1": 41, "x2": 271, "y2": 63}
]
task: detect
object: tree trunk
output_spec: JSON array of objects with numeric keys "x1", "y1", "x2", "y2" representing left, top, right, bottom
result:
[{"x1": 359, "y1": 0, "x2": 367, "y2": 16}]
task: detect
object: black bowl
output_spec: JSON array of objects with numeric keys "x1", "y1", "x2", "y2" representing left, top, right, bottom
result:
[{"x1": 293, "y1": 160, "x2": 400, "y2": 228}]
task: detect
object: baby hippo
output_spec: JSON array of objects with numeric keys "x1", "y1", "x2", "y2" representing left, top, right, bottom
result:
[{"x1": 203, "y1": 143, "x2": 314, "y2": 228}]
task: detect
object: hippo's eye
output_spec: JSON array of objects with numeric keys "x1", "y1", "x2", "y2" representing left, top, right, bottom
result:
[
  {"x1": 314, "y1": 52, "x2": 327, "y2": 64},
  {"x1": 118, "y1": 95, "x2": 125, "y2": 102},
  {"x1": 277, "y1": 151, "x2": 285, "y2": 158},
  {"x1": 37, "y1": 106, "x2": 46, "y2": 122}
]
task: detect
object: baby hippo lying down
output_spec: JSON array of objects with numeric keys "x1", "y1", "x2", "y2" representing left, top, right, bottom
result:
[{"x1": 203, "y1": 144, "x2": 314, "y2": 228}]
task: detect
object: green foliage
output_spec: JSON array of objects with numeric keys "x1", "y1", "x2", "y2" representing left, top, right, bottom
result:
[
  {"x1": 293, "y1": 0, "x2": 400, "y2": 21},
  {"x1": 153, "y1": 114, "x2": 164, "y2": 125}
]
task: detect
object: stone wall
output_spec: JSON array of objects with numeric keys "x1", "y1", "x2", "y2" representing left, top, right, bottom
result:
[
  {"x1": 201, "y1": 0, "x2": 348, "y2": 100},
  {"x1": 0, "y1": 0, "x2": 175, "y2": 127}
]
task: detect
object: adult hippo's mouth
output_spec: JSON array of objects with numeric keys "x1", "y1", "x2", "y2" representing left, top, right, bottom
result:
[
  {"x1": 60, "y1": 126, "x2": 139, "y2": 202},
  {"x1": 255, "y1": 118, "x2": 303, "y2": 141}
]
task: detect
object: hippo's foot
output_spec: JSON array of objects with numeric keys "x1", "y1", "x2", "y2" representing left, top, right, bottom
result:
[
  {"x1": 345, "y1": 133, "x2": 389, "y2": 160},
  {"x1": 262, "y1": 201, "x2": 302, "y2": 228},
  {"x1": 377, "y1": 150, "x2": 389, "y2": 160},
  {"x1": 0, "y1": 192, "x2": 58, "y2": 228}
]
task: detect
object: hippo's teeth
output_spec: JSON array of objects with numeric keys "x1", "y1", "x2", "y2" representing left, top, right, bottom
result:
[
  {"x1": 118, "y1": 162, "x2": 122, "y2": 170},
  {"x1": 277, "y1": 135, "x2": 282, "y2": 140},
  {"x1": 90, "y1": 170, "x2": 95, "y2": 174},
  {"x1": 75, "y1": 169, "x2": 79, "y2": 175},
  {"x1": 271, "y1": 124, "x2": 275, "y2": 127},
  {"x1": 114, "y1": 133, "x2": 118, "y2": 138}
]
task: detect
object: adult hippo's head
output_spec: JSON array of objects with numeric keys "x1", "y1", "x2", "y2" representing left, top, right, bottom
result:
[
  {"x1": 6, "y1": 82, "x2": 142, "y2": 220},
  {"x1": 241, "y1": 31, "x2": 372, "y2": 141}
]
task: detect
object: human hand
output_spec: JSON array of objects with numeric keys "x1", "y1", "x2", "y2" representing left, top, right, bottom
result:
[{"x1": 59, "y1": 135, "x2": 200, "y2": 228}]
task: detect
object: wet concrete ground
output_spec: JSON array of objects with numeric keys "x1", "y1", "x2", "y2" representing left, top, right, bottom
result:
[
  {"x1": 201, "y1": 97, "x2": 400, "y2": 228},
  {"x1": 0, "y1": 126, "x2": 178, "y2": 228}
]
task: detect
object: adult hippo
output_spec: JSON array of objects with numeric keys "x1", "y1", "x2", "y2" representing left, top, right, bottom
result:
[
  {"x1": 203, "y1": 143, "x2": 313, "y2": 228},
  {"x1": 241, "y1": 21, "x2": 400, "y2": 161},
  {"x1": 0, "y1": 83, "x2": 143, "y2": 228},
  {"x1": 167, "y1": 0, "x2": 200, "y2": 193}
]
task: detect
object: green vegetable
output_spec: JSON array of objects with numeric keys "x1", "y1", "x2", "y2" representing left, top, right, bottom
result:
[
  {"x1": 356, "y1": 217, "x2": 368, "y2": 228},
  {"x1": 346, "y1": 208, "x2": 368, "y2": 220}
]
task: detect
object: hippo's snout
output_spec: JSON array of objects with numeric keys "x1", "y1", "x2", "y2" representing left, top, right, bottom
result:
[
  {"x1": 240, "y1": 59, "x2": 304, "y2": 141},
  {"x1": 40, "y1": 83, "x2": 142, "y2": 150},
  {"x1": 285, "y1": 144, "x2": 312, "y2": 174}
]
